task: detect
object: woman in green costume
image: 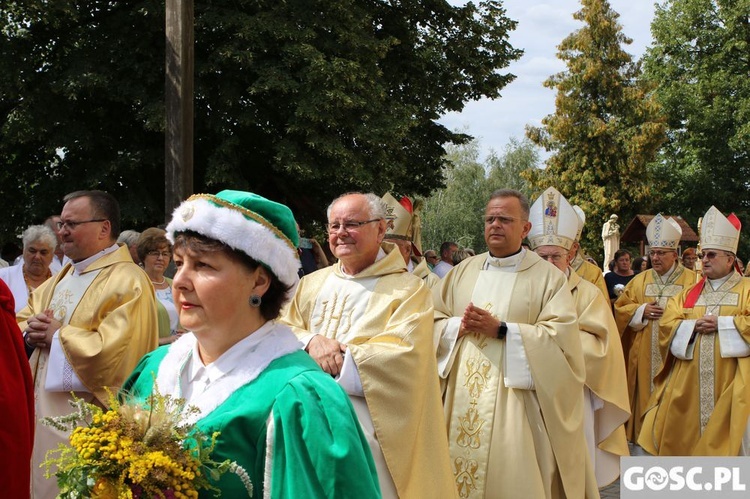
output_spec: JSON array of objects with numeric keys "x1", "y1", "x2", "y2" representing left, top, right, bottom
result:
[{"x1": 123, "y1": 190, "x2": 380, "y2": 498}]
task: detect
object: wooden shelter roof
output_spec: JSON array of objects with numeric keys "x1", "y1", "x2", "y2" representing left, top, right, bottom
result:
[{"x1": 621, "y1": 214, "x2": 699, "y2": 243}]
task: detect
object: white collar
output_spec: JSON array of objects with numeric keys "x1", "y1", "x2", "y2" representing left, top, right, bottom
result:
[
  {"x1": 339, "y1": 247, "x2": 387, "y2": 277},
  {"x1": 484, "y1": 248, "x2": 526, "y2": 270},
  {"x1": 652, "y1": 262, "x2": 677, "y2": 281},
  {"x1": 708, "y1": 271, "x2": 734, "y2": 290},
  {"x1": 156, "y1": 321, "x2": 302, "y2": 424},
  {"x1": 71, "y1": 243, "x2": 119, "y2": 275}
]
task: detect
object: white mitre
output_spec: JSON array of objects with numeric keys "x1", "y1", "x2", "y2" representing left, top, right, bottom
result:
[
  {"x1": 701, "y1": 206, "x2": 741, "y2": 254},
  {"x1": 646, "y1": 213, "x2": 682, "y2": 250},
  {"x1": 528, "y1": 187, "x2": 578, "y2": 250},
  {"x1": 573, "y1": 205, "x2": 586, "y2": 242}
]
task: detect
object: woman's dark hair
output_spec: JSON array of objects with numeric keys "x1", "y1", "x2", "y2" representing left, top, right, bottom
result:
[
  {"x1": 613, "y1": 249, "x2": 631, "y2": 261},
  {"x1": 172, "y1": 230, "x2": 290, "y2": 320},
  {"x1": 632, "y1": 256, "x2": 649, "y2": 273},
  {"x1": 136, "y1": 227, "x2": 171, "y2": 263}
]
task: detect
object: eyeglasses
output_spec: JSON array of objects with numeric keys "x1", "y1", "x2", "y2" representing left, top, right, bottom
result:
[
  {"x1": 698, "y1": 251, "x2": 731, "y2": 260},
  {"x1": 56, "y1": 219, "x2": 107, "y2": 231},
  {"x1": 147, "y1": 251, "x2": 172, "y2": 259},
  {"x1": 326, "y1": 219, "x2": 381, "y2": 233},
  {"x1": 649, "y1": 250, "x2": 674, "y2": 257},
  {"x1": 537, "y1": 253, "x2": 567, "y2": 262},
  {"x1": 484, "y1": 215, "x2": 525, "y2": 225}
]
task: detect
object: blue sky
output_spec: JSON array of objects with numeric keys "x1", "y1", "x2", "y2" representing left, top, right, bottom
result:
[{"x1": 441, "y1": 0, "x2": 656, "y2": 161}]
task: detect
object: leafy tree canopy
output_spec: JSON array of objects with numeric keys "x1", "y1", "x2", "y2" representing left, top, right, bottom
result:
[
  {"x1": 642, "y1": 0, "x2": 750, "y2": 256},
  {"x1": 525, "y1": 0, "x2": 666, "y2": 259},
  {"x1": 420, "y1": 136, "x2": 539, "y2": 253},
  {"x1": 0, "y1": 0, "x2": 522, "y2": 249}
]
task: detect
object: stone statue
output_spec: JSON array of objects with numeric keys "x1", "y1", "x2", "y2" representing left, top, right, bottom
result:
[{"x1": 602, "y1": 214, "x2": 620, "y2": 272}]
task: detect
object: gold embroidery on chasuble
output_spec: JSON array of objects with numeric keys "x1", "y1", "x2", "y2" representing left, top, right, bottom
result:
[
  {"x1": 448, "y1": 270, "x2": 514, "y2": 498},
  {"x1": 313, "y1": 292, "x2": 353, "y2": 337},
  {"x1": 692, "y1": 272, "x2": 741, "y2": 434},
  {"x1": 309, "y1": 275, "x2": 379, "y2": 342},
  {"x1": 645, "y1": 278, "x2": 685, "y2": 391}
]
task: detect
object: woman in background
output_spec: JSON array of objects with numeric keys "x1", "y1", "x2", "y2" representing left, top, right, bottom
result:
[
  {"x1": 0, "y1": 225, "x2": 57, "y2": 314},
  {"x1": 137, "y1": 228, "x2": 182, "y2": 345}
]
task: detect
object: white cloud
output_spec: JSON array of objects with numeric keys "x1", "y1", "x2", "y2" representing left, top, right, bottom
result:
[{"x1": 441, "y1": 0, "x2": 655, "y2": 162}]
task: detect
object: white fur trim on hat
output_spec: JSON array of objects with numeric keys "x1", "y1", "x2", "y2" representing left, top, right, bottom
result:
[{"x1": 166, "y1": 197, "x2": 300, "y2": 299}]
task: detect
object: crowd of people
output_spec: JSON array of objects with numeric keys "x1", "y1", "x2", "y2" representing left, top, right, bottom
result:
[{"x1": 1, "y1": 185, "x2": 749, "y2": 499}]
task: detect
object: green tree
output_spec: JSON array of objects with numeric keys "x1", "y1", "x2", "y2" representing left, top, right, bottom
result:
[
  {"x1": 420, "y1": 136, "x2": 540, "y2": 253},
  {"x1": 642, "y1": 0, "x2": 750, "y2": 256},
  {"x1": 486, "y1": 136, "x2": 538, "y2": 194},
  {"x1": 525, "y1": 0, "x2": 666, "y2": 257},
  {"x1": 0, "y1": 0, "x2": 522, "y2": 247},
  {"x1": 421, "y1": 139, "x2": 489, "y2": 253}
]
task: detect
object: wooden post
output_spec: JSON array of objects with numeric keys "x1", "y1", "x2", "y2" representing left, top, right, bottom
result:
[{"x1": 165, "y1": 0, "x2": 194, "y2": 221}]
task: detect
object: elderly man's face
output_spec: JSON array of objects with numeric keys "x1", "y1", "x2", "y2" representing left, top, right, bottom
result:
[
  {"x1": 387, "y1": 238, "x2": 412, "y2": 265},
  {"x1": 701, "y1": 249, "x2": 735, "y2": 280},
  {"x1": 649, "y1": 248, "x2": 678, "y2": 276},
  {"x1": 534, "y1": 245, "x2": 570, "y2": 273},
  {"x1": 327, "y1": 194, "x2": 386, "y2": 274}
]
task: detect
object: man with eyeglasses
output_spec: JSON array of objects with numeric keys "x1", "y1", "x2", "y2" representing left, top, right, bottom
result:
[
  {"x1": 613, "y1": 214, "x2": 695, "y2": 451},
  {"x1": 17, "y1": 190, "x2": 158, "y2": 498},
  {"x1": 433, "y1": 188, "x2": 598, "y2": 498},
  {"x1": 281, "y1": 192, "x2": 455, "y2": 498},
  {"x1": 528, "y1": 188, "x2": 629, "y2": 488},
  {"x1": 640, "y1": 206, "x2": 750, "y2": 456},
  {"x1": 423, "y1": 249, "x2": 439, "y2": 269}
]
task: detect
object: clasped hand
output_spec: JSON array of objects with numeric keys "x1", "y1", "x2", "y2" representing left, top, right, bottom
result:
[
  {"x1": 306, "y1": 335, "x2": 347, "y2": 376},
  {"x1": 459, "y1": 302, "x2": 500, "y2": 338},
  {"x1": 695, "y1": 314, "x2": 718, "y2": 335},
  {"x1": 25, "y1": 309, "x2": 62, "y2": 349}
]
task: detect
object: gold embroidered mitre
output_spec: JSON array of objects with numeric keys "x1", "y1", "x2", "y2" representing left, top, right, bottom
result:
[
  {"x1": 646, "y1": 213, "x2": 682, "y2": 250},
  {"x1": 382, "y1": 192, "x2": 413, "y2": 241},
  {"x1": 700, "y1": 206, "x2": 741, "y2": 253},
  {"x1": 528, "y1": 187, "x2": 578, "y2": 250}
]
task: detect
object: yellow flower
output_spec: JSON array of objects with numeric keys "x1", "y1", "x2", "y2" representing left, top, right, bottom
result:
[{"x1": 91, "y1": 478, "x2": 119, "y2": 499}]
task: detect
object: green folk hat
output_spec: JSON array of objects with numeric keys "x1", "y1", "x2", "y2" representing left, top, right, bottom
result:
[{"x1": 166, "y1": 190, "x2": 300, "y2": 296}]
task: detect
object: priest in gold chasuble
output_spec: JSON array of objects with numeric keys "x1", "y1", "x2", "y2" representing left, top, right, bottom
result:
[
  {"x1": 18, "y1": 191, "x2": 158, "y2": 499},
  {"x1": 529, "y1": 188, "x2": 630, "y2": 488},
  {"x1": 614, "y1": 214, "x2": 696, "y2": 447},
  {"x1": 434, "y1": 189, "x2": 598, "y2": 499},
  {"x1": 639, "y1": 206, "x2": 750, "y2": 456},
  {"x1": 281, "y1": 192, "x2": 455, "y2": 499}
]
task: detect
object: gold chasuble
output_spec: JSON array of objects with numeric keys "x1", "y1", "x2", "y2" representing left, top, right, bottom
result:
[
  {"x1": 569, "y1": 271, "x2": 630, "y2": 487},
  {"x1": 18, "y1": 244, "x2": 158, "y2": 498},
  {"x1": 572, "y1": 254, "x2": 608, "y2": 301},
  {"x1": 613, "y1": 264, "x2": 695, "y2": 442},
  {"x1": 281, "y1": 244, "x2": 456, "y2": 499},
  {"x1": 434, "y1": 251, "x2": 598, "y2": 499},
  {"x1": 413, "y1": 258, "x2": 441, "y2": 289},
  {"x1": 639, "y1": 273, "x2": 750, "y2": 456}
]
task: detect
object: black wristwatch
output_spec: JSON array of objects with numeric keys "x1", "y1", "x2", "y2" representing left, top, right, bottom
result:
[{"x1": 497, "y1": 322, "x2": 508, "y2": 340}]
